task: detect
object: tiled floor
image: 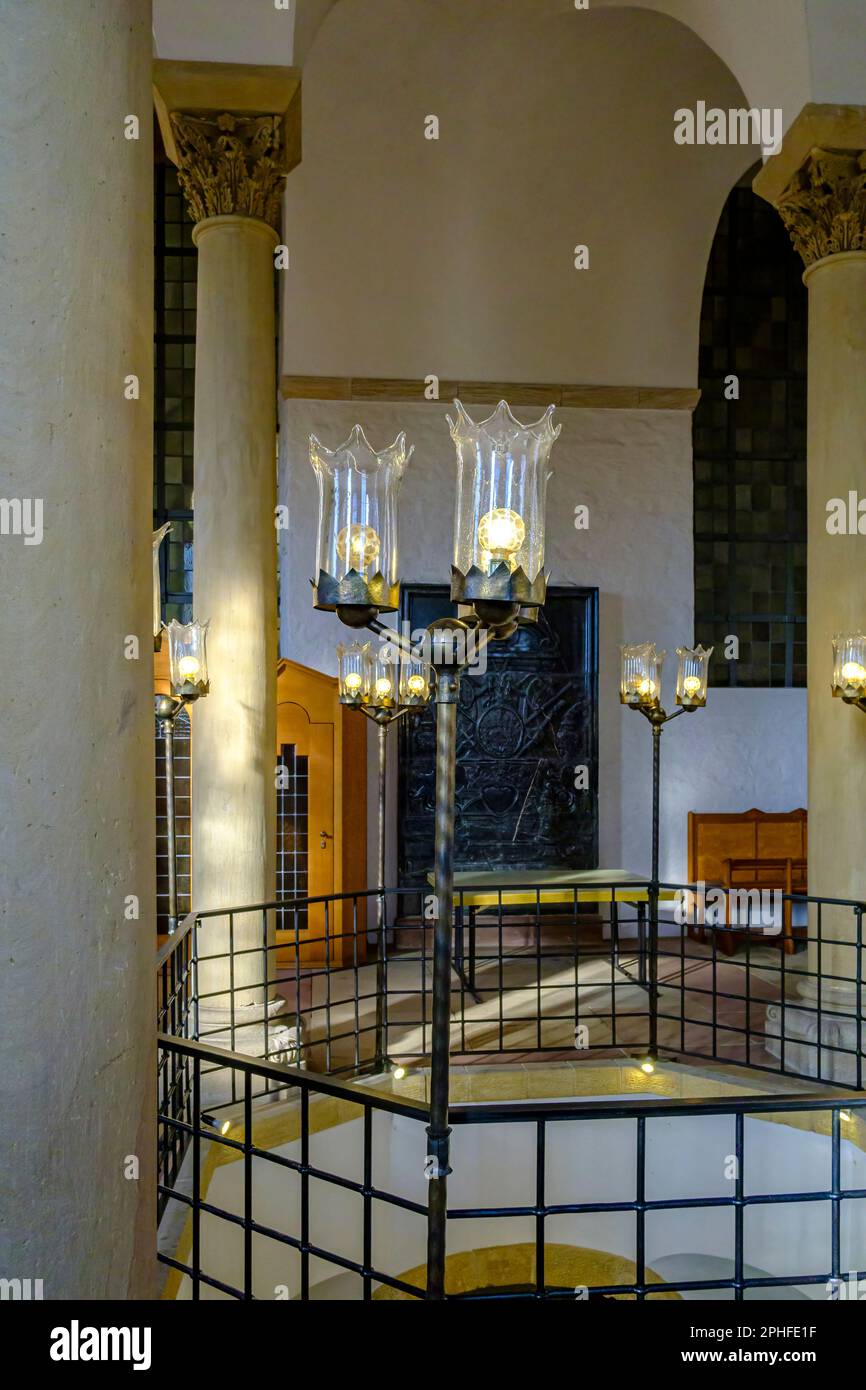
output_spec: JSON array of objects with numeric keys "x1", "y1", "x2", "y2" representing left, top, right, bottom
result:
[{"x1": 275, "y1": 933, "x2": 801, "y2": 1078}]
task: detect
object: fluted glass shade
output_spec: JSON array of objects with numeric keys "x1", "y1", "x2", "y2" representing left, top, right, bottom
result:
[
  {"x1": 399, "y1": 650, "x2": 433, "y2": 707},
  {"x1": 368, "y1": 647, "x2": 398, "y2": 710},
  {"x1": 152, "y1": 522, "x2": 171, "y2": 640},
  {"x1": 166, "y1": 618, "x2": 209, "y2": 698},
  {"x1": 310, "y1": 425, "x2": 412, "y2": 615},
  {"x1": 676, "y1": 644, "x2": 713, "y2": 708},
  {"x1": 337, "y1": 641, "x2": 371, "y2": 705},
  {"x1": 448, "y1": 400, "x2": 558, "y2": 608},
  {"x1": 620, "y1": 642, "x2": 665, "y2": 708},
  {"x1": 832, "y1": 632, "x2": 866, "y2": 700}
]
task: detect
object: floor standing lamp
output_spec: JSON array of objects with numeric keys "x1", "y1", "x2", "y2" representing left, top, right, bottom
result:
[
  {"x1": 620, "y1": 641, "x2": 711, "y2": 1060},
  {"x1": 308, "y1": 404, "x2": 560, "y2": 1297},
  {"x1": 336, "y1": 638, "x2": 433, "y2": 1071},
  {"x1": 155, "y1": 620, "x2": 210, "y2": 934}
]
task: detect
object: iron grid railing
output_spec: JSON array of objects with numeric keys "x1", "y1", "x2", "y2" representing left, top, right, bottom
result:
[
  {"x1": 165, "y1": 881, "x2": 864, "y2": 1093},
  {"x1": 156, "y1": 1032, "x2": 866, "y2": 1301},
  {"x1": 156, "y1": 879, "x2": 866, "y2": 1298}
]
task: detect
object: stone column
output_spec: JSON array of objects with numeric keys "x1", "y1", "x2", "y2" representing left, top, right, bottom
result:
[
  {"x1": 153, "y1": 66, "x2": 301, "y2": 1061},
  {"x1": 0, "y1": 1, "x2": 155, "y2": 1297},
  {"x1": 755, "y1": 105, "x2": 866, "y2": 1081}
]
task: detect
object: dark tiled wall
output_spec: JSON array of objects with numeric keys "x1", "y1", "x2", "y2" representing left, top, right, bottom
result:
[{"x1": 694, "y1": 184, "x2": 807, "y2": 687}]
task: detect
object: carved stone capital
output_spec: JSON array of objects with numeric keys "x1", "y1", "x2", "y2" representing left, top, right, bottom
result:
[
  {"x1": 775, "y1": 147, "x2": 866, "y2": 266},
  {"x1": 169, "y1": 111, "x2": 287, "y2": 229}
]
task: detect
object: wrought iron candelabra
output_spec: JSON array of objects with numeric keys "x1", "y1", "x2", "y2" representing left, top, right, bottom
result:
[{"x1": 309, "y1": 402, "x2": 560, "y2": 1297}]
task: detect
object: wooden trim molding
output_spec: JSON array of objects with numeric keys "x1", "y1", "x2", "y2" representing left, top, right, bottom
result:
[{"x1": 280, "y1": 375, "x2": 701, "y2": 411}]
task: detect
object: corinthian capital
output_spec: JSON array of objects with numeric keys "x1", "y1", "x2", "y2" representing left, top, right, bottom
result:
[
  {"x1": 152, "y1": 60, "x2": 302, "y2": 231},
  {"x1": 170, "y1": 111, "x2": 287, "y2": 228},
  {"x1": 775, "y1": 148, "x2": 866, "y2": 266},
  {"x1": 754, "y1": 104, "x2": 866, "y2": 268}
]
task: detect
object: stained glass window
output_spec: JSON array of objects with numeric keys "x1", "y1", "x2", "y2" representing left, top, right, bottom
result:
[{"x1": 693, "y1": 178, "x2": 807, "y2": 687}]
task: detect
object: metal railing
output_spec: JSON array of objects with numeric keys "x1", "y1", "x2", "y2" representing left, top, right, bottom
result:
[
  {"x1": 156, "y1": 1032, "x2": 866, "y2": 1300},
  {"x1": 156, "y1": 879, "x2": 866, "y2": 1298},
  {"x1": 165, "y1": 881, "x2": 865, "y2": 1090}
]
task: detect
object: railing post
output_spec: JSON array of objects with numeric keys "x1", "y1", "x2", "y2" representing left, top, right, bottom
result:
[
  {"x1": 375, "y1": 720, "x2": 388, "y2": 1071},
  {"x1": 426, "y1": 671, "x2": 458, "y2": 1299},
  {"x1": 648, "y1": 722, "x2": 662, "y2": 1058}
]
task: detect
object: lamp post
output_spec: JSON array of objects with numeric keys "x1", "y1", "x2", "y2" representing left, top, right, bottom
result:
[
  {"x1": 156, "y1": 619, "x2": 209, "y2": 934},
  {"x1": 310, "y1": 403, "x2": 559, "y2": 1297},
  {"x1": 831, "y1": 632, "x2": 866, "y2": 714},
  {"x1": 336, "y1": 639, "x2": 433, "y2": 1071},
  {"x1": 621, "y1": 641, "x2": 711, "y2": 1059}
]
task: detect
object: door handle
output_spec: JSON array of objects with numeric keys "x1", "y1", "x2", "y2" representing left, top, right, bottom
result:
[{"x1": 319, "y1": 829, "x2": 333, "y2": 850}]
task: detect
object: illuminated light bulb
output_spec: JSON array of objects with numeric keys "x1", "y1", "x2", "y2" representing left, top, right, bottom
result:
[
  {"x1": 638, "y1": 677, "x2": 656, "y2": 699},
  {"x1": 178, "y1": 655, "x2": 200, "y2": 681},
  {"x1": 477, "y1": 507, "x2": 525, "y2": 562},
  {"x1": 344, "y1": 671, "x2": 363, "y2": 694},
  {"x1": 683, "y1": 675, "x2": 702, "y2": 696},
  {"x1": 640, "y1": 1059, "x2": 655, "y2": 1075},
  {"x1": 374, "y1": 676, "x2": 393, "y2": 699},
  {"x1": 841, "y1": 661, "x2": 866, "y2": 685},
  {"x1": 336, "y1": 522, "x2": 380, "y2": 571},
  {"x1": 407, "y1": 674, "x2": 428, "y2": 697},
  {"x1": 392, "y1": 1065, "x2": 406, "y2": 1081}
]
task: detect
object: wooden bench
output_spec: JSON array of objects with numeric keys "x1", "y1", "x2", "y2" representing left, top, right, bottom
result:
[{"x1": 687, "y1": 808, "x2": 807, "y2": 956}]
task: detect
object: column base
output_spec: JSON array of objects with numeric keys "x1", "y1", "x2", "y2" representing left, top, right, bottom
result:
[
  {"x1": 196, "y1": 997, "x2": 302, "y2": 1106},
  {"x1": 765, "y1": 1002, "x2": 864, "y2": 1086}
]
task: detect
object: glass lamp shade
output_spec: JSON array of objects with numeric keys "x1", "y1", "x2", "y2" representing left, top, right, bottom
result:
[
  {"x1": 448, "y1": 400, "x2": 558, "y2": 608},
  {"x1": 152, "y1": 522, "x2": 171, "y2": 641},
  {"x1": 310, "y1": 425, "x2": 412, "y2": 617},
  {"x1": 832, "y1": 632, "x2": 866, "y2": 700},
  {"x1": 620, "y1": 643, "x2": 665, "y2": 708},
  {"x1": 399, "y1": 651, "x2": 433, "y2": 707},
  {"x1": 368, "y1": 647, "x2": 398, "y2": 710},
  {"x1": 676, "y1": 645, "x2": 713, "y2": 708},
  {"x1": 337, "y1": 641, "x2": 371, "y2": 705},
  {"x1": 166, "y1": 618, "x2": 209, "y2": 698}
]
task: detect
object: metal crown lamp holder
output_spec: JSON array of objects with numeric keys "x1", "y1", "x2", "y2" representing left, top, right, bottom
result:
[
  {"x1": 155, "y1": 619, "x2": 210, "y2": 935},
  {"x1": 620, "y1": 641, "x2": 712, "y2": 1059},
  {"x1": 336, "y1": 638, "x2": 434, "y2": 1073},
  {"x1": 309, "y1": 403, "x2": 559, "y2": 1298}
]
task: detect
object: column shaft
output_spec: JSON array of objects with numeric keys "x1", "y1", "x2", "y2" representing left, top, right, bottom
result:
[
  {"x1": 804, "y1": 251, "x2": 866, "y2": 997},
  {"x1": 0, "y1": 0, "x2": 155, "y2": 1297},
  {"x1": 191, "y1": 216, "x2": 278, "y2": 1011}
]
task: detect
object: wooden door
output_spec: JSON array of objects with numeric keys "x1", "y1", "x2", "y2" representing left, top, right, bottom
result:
[
  {"x1": 276, "y1": 699, "x2": 334, "y2": 966},
  {"x1": 276, "y1": 661, "x2": 367, "y2": 968}
]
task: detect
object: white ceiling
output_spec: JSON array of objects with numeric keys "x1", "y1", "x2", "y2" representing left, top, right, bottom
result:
[{"x1": 153, "y1": 0, "x2": 296, "y2": 65}]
